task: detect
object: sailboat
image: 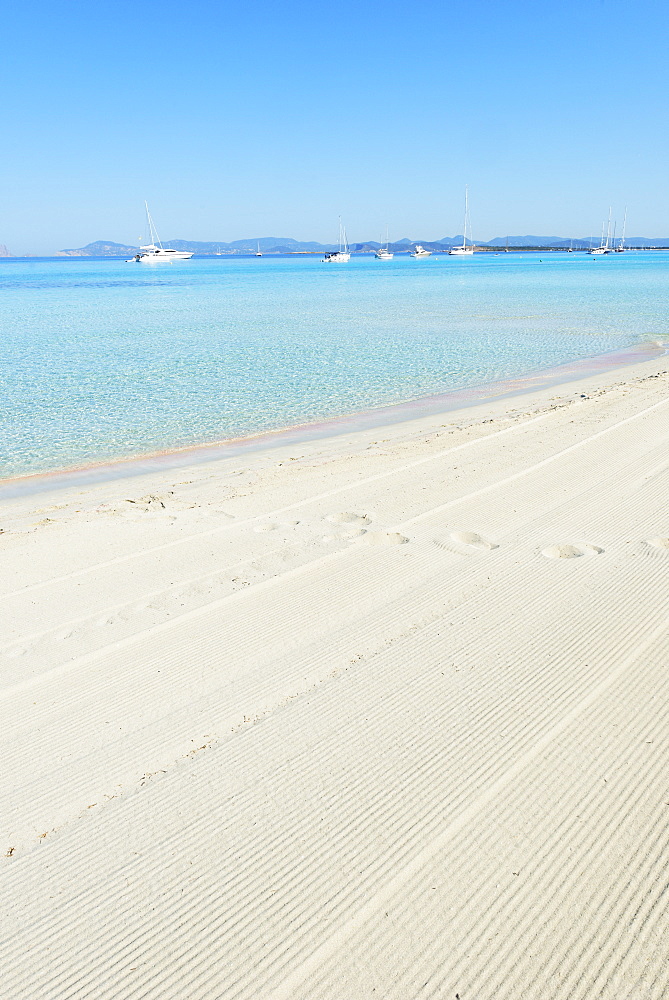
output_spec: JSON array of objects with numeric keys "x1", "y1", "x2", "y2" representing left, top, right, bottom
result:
[
  {"x1": 256, "y1": 242, "x2": 262, "y2": 257},
  {"x1": 589, "y1": 208, "x2": 612, "y2": 255},
  {"x1": 322, "y1": 218, "x2": 350, "y2": 262},
  {"x1": 128, "y1": 203, "x2": 193, "y2": 262},
  {"x1": 616, "y1": 208, "x2": 627, "y2": 252},
  {"x1": 449, "y1": 187, "x2": 475, "y2": 255},
  {"x1": 375, "y1": 226, "x2": 394, "y2": 260}
]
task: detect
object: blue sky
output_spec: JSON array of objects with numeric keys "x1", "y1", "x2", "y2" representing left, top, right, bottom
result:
[{"x1": 2, "y1": 0, "x2": 668, "y2": 253}]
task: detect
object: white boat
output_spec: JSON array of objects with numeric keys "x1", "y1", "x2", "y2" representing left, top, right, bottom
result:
[
  {"x1": 589, "y1": 209, "x2": 612, "y2": 255},
  {"x1": 322, "y1": 218, "x2": 350, "y2": 262},
  {"x1": 131, "y1": 245, "x2": 193, "y2": 262},
  {"x1": 128, "y1": 203, "x2": 193, "y2": 262},
  {"x1": 256, "y1": 242, "x2": 262, "y2": 257},
  {"x1": 410, "y1": 244, "x2": 431, "y2": 258},
  {"x1": 375, "y1": 226, "x2": 394, "y2": 259},
  {"x1": 449, "y1": 186, "x2": 475, "y2": 255},
  {"x1": 616, "y1": 208, "x2": 627, "y2": 252}
]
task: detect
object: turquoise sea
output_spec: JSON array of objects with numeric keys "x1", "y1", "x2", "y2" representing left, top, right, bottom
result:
[{"x1": 1, "y1": 251, "x2": 668, "y2": 480}]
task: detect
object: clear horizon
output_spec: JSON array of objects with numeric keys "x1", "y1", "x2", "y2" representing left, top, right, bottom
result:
[{"x1": 2, "y1": 0, "x2": 668, "y2": 255}]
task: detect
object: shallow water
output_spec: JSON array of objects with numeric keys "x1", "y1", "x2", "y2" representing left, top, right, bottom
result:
[{"x1": 1, "y1": 251, "x2": 667, "y2": 478}]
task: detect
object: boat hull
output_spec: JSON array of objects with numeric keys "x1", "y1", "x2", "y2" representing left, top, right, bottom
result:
[
  {"x1": 130, "y1": 251, "x2": 194, "y2": 262},
  {"x1": 322, "y1": 252, "x2": 350, "y2": 263}
]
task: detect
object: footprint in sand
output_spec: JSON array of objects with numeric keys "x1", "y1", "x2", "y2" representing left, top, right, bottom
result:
[
  {"x1": 254, "y1": 522, "x2": 278, "y2": 533},
  {"x1": 433, "y1": 530, "x2": 498, "y2": 553},
  {"x1": 541, "y1": 543, "x2": 603, "y2": 559},
  {"x1": 341, "y1": 527, "x2": 367, "y2": 539},
  {"x1": 646, "y1": 537, "x2": 669, "y2": 550},
  {"x1": 450, "y1": 530, "x2": 498, "y2": 552},
  {"x1": 326, "y1": 512, "x2": 371, "y2": 527},
  {"x1": 363, "y1": 531, "x2": 408, "y2": 546}
]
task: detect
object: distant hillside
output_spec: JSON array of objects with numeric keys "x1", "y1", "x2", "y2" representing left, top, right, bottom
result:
[
  {"x1": 57, "y1": 241, "x2": 139, "y2": 257},
  {"x1": 486, "y1": 236, "x2": 669, "y2": 248},
  {"x1": 57, "y1": 235, "x2": 669, "y2": 257},
  {"x1": 57, "y1": 238, "x2": 341, "y2": 256},
  {"x1": 0, "y1": 244, "x2": 10, "y2": 257}
]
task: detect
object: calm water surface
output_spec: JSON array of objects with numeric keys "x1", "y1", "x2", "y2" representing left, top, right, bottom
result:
[{"x1": 1, "y1": 252, "x2": 667, "y2": 478}]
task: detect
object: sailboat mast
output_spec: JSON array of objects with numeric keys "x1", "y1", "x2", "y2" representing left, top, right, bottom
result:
[
  {"x1": 621, "y1": 207, "x2": 627, "y2": 249},
  {"x1": 463, "y1": 186, "x2": 469, "y2": 250},
  {"x1": 145, "y1": 201, "x2": 163, "y2": 249},
  {"x1": 605, "y1": 206, "x2": 612, "y2": 250}
]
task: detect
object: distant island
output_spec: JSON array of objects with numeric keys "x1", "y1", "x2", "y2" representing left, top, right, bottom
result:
[{"x1": 54, "y1": 235, "x2": 669, "y2": 257}]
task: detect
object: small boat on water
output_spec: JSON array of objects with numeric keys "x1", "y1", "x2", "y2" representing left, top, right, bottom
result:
[
  {"x1": 589, "y1": 208, "x2": 612, "y2": 255},
  {"x1": 131, "y1": 245, "x2": 193, "y2": 262},
  {"x1": 256, "y1": 242, "x2": 262, "y2": 257},
  {"x1": 375, "y1": 226, "x2": 394, "y2": 259},
  {"x1": 322, "y1": 218, "x2": 350, "y2": 262},
  {"x1": 449, "y1": 186, "x2": 475, "y2": 255},
  {"x1": 128, "y1": 203, "x2": 193, "y2": 262},
  {"x1": 616, "y1": 208, "x2": 627, "y2": 252},
  {"x1": 410, "y1": 244, "x2": 431, "y2": 258}
]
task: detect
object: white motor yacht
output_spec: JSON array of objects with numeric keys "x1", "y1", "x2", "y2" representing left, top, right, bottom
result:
[
  {"x1": 131, "y1": 244, "x2": 193, "y2": 262},
  {"x1": 128, "y1": 203, "x2": 193, "y2": 262},
  {"x1": 410, "y1": 244, "x2": 431, "y2": 257}
]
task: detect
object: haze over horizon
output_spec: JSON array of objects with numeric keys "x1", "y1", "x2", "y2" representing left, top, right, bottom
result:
[{"x1": 2, "y1": 0, "x2": 668, "y2": 255}]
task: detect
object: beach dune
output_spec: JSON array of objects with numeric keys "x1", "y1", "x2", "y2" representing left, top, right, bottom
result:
[{"x1": 1, "y1": 354, "x2": 668, "y2": 999}]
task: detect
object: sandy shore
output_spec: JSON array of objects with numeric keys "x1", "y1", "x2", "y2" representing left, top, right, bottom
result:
[{"x1": 1, "y1": 351, "x2": 668, "y2": 998}]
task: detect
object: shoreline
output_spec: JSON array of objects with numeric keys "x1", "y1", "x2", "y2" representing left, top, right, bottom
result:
[
  {"x1": 2, "y1": 338, "x2": 665, "y2": 500},
  {"x1": 2, "y1": 340, "x2": 669, "y2": 997}
]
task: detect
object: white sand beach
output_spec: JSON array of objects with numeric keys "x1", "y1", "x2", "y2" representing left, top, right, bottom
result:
[{"x1": 1, "y1": 352, "x2": 669, "y2": 999}]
